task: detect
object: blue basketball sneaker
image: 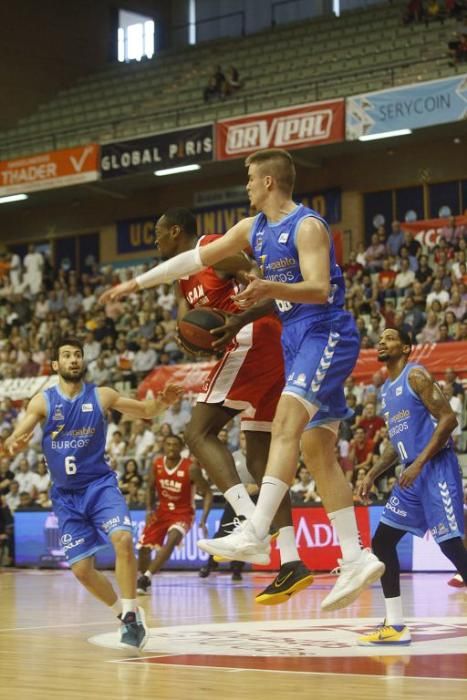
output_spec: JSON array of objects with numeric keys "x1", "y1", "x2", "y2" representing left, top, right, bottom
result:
[{"x1": 120, "y1": 607, "x2": 148, "y2": 650}]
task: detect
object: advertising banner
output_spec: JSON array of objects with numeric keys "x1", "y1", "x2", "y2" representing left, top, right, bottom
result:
[
  {"x1": 138, "y1": 339, "x2": 467, "y2": 400},
  {"x1": 0, "y1": 144, "x2": 100, "y2": 196},
  {"x1": 14, "y1": 505, "x2": 453, "y2": 572},
  {"x1": 346, "y1": 74, "x2": 467, "y2": 140},
  {"x1": 101, "y1": 124, "x2": 213, "y2": 179},
  {"x1": 216, "y1": 99, "x2": 345, "y2": 160},
  {"x1": 401, "y1": 214, "x2": 467, "y2": 248},
  {"x1": 116, "y1": 188, "x2": 342, "y2": 254},
  {"x1": 353, "y1": 340, "x2": 467, "y2": 385}
]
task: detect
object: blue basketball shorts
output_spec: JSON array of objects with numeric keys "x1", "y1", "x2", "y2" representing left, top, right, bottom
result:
[
  {"x1": 51, "y1": 471, "x2": 134, "y2": 565},
  {"x1": 380, "y1": 449, "x2": 464, "y2": 543},
  {"x1": 281, "y1": 311, "x2": 360, "y2": 430}
]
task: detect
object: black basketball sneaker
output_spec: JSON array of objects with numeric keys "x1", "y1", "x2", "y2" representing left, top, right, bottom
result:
[{"x1": 255, "y1": 560, "x2": 314, "y2": 605}]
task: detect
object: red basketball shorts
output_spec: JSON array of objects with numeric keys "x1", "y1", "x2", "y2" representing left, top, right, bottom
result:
[
  {"x1": 137, "y1": 509, "x2": 194, "y2": 549},
  {"x1": 197, "y1": 315, "x2": 284, "y2": 431}
]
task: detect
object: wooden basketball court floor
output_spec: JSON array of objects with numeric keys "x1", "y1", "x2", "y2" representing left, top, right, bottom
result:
[{"x1": 0, "y1": 568, "x2": 465, "y2": 700}]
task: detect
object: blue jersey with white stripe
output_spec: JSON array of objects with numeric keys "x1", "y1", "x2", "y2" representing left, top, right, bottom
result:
[
  {"x1": 380, "y1": 362, "x2": 453, "y2": 465},
  {"x1": 249, "y1": 204, "x2": 345, "y2": 325},
  {"x1": 42, "y1": 383, "x2": 110, "y2": 490}
]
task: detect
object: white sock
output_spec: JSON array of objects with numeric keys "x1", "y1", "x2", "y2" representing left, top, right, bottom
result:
[
  {"x1": 121, "y1": 598, "x2": 138, "y2": 616},
  {"x1": 144, "y1": 570, "x2": 152, "y2": 579},
  {"x1": 111, "y1": 600, "x2": 122, "y2": 617},
  {"x1": 224, "y1": 484, "x2": 255, "y2": 518},
  {"x1": 328, "y1": 506, "x2": 361, "y2": 562},
  {"x1": 277, "y1": 526, "x2": 300, "y2": 565},
  {"x1": 251, "y1": 476, "x2": 290, "y2": 540},
  {"x1": 384, "y1": 596, "x2": 404, "y2": 626}
]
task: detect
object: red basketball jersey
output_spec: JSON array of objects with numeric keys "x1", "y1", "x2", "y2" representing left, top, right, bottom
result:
[
  {"x1": 178, "y1": 235, "x2": 241, "y2": 314},
  {"x1": 153, "y1": 456, "x2": 195, "y2": 515}
]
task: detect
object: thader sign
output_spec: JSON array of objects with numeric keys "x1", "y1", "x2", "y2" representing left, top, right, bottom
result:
[{"x1": 101, "y1": 124, "x2": 213, "y2": 178}]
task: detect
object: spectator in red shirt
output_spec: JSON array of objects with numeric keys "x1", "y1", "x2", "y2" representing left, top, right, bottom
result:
[
  {"x1": 343, "y1": 250, "x2": 363, "y2": 280},
  {"x1": 357, "y1": 403, "x2": 386, "y2": 439},
  {"x1": 349, "y1": 426, "x2": 374, "y2": 470}
]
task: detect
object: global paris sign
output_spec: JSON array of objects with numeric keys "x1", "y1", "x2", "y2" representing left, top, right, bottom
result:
[{"x1": 216, "y1": 99, "x2": 345, "y2": 160}]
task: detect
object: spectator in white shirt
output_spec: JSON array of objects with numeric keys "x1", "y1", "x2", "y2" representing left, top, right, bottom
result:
[
  {"x1": 394, "y1": 258, "x2": 415, "y2": 295},
  {"x1": 128, "y1": 420, "x2": 156, "y2": 459},
  {"x1": 87, "y1": 356, "x2": 112, "y2": 386},
  {"x1": 157, "y1": 284, "x2": 176, "y2": 312},
  {"x1": 35, "y1": 460, "x2": 51, "y2": 493},
  {"x1": 426, "y1": 279, "x2": 450, "y2": 309},
  {"x1": 34, "y1": 293, "x2": 51, "y2": 320},
  {"x1": 81, "y1": 285, "x2": 97, "y2": 313},
  {"x1": 8, "y1": 252, "x2": 22, "y2": 292},
  {"x1": 133, "y1": 337, "x2": 158, "y2": 379},
  {"x1": 23, "y1": 244, "x2": 44, "y2": 296},
  {"x1": 83, "y1": 331, "x2": 101, "y2": 364},
  {"x1": 162, "y1": 398, "x2": 191, "y2": 436}
]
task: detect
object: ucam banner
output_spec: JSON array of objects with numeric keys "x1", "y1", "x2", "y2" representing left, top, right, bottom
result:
[
  {"x1": 115, "y1": 188, "x2": 341, "y2": 254},
  {"x1": 346, "y1": 74, "x2": 467, "y2": 140},
  {"x1": 0, "y1": 144, "x2": 100, "y2": 196},
  {"x1": 216, "y1": 99, "x2": 345, "y2": 160},
  {"x1": 101, "y1": 124, "x2": 214, "y2": 178}
]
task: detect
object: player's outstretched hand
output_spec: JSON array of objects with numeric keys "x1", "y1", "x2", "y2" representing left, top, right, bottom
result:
[
  {"x1": 98, "y1": 279, "x2": 139, "y2": 304},
  {"x1": 398, "y1": 460, "x2": 423, "y2": 489},
  {"x1": 4, "y1": 432, "x2": 33, "y2": 456},
  {"x1": 231, "y1": 274, "x2": 272, "y2": 309},
  {"x1": 158, "y1": 383, "x2": 184, "y2": 407},
  {"x1": 356, "y1": 473, "x2": 375, "y2": 505},
  {"x1": 210, "y1": 310, "x2": 242, "y2": 350}
]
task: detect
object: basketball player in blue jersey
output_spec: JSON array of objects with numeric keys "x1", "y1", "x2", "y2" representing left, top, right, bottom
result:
[
  {"x1": 5, "y1": 337, "x2": 182, "y2": 651},
  {"x1": 99, "y1": 148, "x2": 384, "y2": 611},
  {"x1": 357, "y1": 327, "x2": 467, "y2": 645}
]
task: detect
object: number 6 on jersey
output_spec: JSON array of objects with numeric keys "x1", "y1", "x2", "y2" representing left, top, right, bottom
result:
[{"x1": 65, "y1": 455, "x2": 77, "y2": 475}]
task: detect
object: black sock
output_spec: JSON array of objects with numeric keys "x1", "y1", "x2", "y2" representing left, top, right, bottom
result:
[
  {"x1": 372, "y1": 523, "x2": 406, "y2": 598},
  {"x1": 439, "y1": 537, "x2": 467, "y2": 583}
]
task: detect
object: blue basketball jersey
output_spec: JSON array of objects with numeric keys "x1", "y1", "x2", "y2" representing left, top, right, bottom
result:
[
  {"x1": 249, "y1": 204, "x2": 345, "y2": 325},
  {"x1": 380, "y1": 362, "x2": 453, "y2": 465},
  {"x1": 42, "y1": 383, "x2": 110, "y2": 490}
]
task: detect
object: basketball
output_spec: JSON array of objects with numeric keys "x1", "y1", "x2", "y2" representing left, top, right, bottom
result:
[{"x1": 178, "y1": 308, "x2": 225, "y2": 354}]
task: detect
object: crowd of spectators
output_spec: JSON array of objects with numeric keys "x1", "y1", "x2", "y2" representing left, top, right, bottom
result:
[
  {"x1": 0, "y1": 216, "x2": 465, "y2": 565},
  {"x1": 403, "y1": 0, "x2": 466, "y2": 25},
  {"x1": 343, "y1": 218, "x2": 467, "y2": 346}
]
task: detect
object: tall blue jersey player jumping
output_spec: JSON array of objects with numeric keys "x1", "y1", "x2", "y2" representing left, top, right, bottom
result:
[
  {"x1": 357, "y1": 327, "x2": 467, "y2": 645},
  {"x1": 5, "y1": 337, "x2": 182, "y2": 650},
  {"x1": 101, "y1": 148, "x2": 385, "y2": 611}
]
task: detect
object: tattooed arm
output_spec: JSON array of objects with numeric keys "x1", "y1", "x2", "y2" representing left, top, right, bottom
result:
[{"x1": 398, "y1": 367, "x2": 458, "y2": 488}]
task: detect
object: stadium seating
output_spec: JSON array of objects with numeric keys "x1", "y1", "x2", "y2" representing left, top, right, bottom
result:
[{"x1": 0, "y1": 0, "x2": 462, "y2": 159}]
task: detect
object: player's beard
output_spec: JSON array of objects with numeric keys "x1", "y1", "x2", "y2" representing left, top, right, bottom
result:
[
  {"x1": 60, "y1": 367, "x2": 86, "y2": 383},
  {"x1": 377, "y1": 351, "x2": 389, "y2": 362}
]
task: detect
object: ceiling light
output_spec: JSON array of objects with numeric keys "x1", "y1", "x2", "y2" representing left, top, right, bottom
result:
[
  {"x1": 358, "y1": 129, "x2": 412, "y2": 142},
  {"x1": 154, "y1": 164, "x2": 201, "y2": 176},
  {"x1": 0, "y1": 193, "x2": 29, "y2": 204}
]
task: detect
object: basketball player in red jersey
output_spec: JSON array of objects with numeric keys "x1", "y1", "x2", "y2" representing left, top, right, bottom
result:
[
  {"x1": 137, "y1": 434, "x2": 212, "y2": 594},
  {"x1": 101, "y1": 207, "x2": 314, "y2": 604}
]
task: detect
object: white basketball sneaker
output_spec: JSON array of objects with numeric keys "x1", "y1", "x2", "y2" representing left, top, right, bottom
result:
[
  {"x1": 321, "y1": 549, "x2": 385, "y2": 612},
  {"x1": 198, "y1": 519, "x2": 271, "y2": 565}
]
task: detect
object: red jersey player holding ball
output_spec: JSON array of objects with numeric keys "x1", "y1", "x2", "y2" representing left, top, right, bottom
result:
[
  {"x1": 101, "y1": 208, "x2": 313, "y2": 604},
  {"x1": 137, "y1": 434, "x2": 212, "y2": 592}
]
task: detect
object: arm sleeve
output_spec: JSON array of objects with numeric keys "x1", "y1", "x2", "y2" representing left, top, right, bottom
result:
[{"x1": 135, "y1": 247, "x2": 204, "y2": 289}]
